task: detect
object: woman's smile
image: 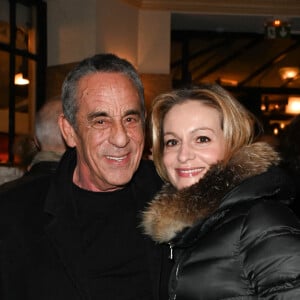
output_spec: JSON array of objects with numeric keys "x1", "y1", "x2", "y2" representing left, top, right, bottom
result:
[{"x1": 175, "y1": 167, "x2": 205, "y2": 177}]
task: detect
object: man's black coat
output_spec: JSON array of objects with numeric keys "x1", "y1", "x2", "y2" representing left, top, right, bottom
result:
[{"x1": 0, "y1": 148, "x2": 171, "y2": 300}]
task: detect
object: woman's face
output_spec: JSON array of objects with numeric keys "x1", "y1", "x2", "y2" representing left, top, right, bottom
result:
[{"x1": 162, "y1": 100, "x2": 226, "y2": 190}]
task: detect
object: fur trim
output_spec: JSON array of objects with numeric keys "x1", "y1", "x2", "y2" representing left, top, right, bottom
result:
[{"x1": 142, "y1": 142, "x2": 280, "y2": 243}]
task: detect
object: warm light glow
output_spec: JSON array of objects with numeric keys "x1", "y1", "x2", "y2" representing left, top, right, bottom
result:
[
  {"x1": 219, "y1": 78, "x2": 238, "y2": 86},
  {"x1": 273, "y1": 127, "x2": 279, "y2": 135},
  {"x1": 273, "y1": 19, "x2": 281, "y2": 26},
  {"x1": 261, "y1": 104, "x2": 266, "y2": 111},
  {"x1": 279, "y1": 67, "x2": 299, "y2": 80},
  {"x1": 280, "y1": 123, "x2": 285, "y2": 129},
  {"x1": 14, "y1": 73, "x2": 29, "y2": 85},
  {"x1": 286, "y1": 97, "x2": 300, "y2": 114}
]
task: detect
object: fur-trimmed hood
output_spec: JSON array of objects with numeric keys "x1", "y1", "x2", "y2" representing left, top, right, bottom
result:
[{"x1": 141, "y1": 142, "x2": 282, "y2": 243}]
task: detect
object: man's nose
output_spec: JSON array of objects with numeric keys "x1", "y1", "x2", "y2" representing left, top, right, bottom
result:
[{"x1": 109, "y1": 121, "x2": 130, "y2": 147}]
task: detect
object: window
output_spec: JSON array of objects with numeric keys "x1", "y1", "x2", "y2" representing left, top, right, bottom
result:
[{"x1": 0, "y1": 0, "x2": 46, "y2": 164}]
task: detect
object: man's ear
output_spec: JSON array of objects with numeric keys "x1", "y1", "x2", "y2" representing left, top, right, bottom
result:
[{"x1": 58, "y1": 114, "x2": 77, "y2": 148}]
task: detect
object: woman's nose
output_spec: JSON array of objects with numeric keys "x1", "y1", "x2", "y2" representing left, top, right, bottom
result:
[{"x1": 177, "y1": 143, "x2": 195, "y2": 162}]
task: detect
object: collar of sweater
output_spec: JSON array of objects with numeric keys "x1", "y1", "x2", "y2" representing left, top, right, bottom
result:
[{"x1": 141, "y1": 142, "x2": 281, "y2": 243}]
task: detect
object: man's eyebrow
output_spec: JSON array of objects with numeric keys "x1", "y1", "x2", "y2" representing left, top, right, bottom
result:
[
  {"x1": 124, "y1": 109, "x2": 142, "y2": 117},
  {"x1": 87, "y1": 111, "x2": 108, "y2": 121},
  {"x1": 87, "y1": 109, "x2": 142, "y2": 121}
]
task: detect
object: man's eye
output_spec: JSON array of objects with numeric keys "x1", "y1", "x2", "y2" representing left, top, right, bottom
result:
[
  {"x1": 126, "y1": 117, "x2": 134, "y2": 122},
  {"x1": 91, "y1": 118, "x2": 108, "y2": 129},
  {"x1": 96, "y1": 119, "x2": 105, "y2": 125},
  {"x1": 124, "y1": 115, "x2": 140, "y2": 127},
  {"x1": 165, "y1": 139, "x2": 178, "y2": 147}
]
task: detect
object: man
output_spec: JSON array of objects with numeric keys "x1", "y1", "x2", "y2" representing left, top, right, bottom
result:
[
  {"x1": 0, "y1": 53, "x2": 171, "y2": 300},
  {"x1": 0, "y1": 97, "x2": 66, "y2": 188},
  {"x1": 0, "y1": 165, "x2": 23, "y2": 185},
  {"x1": 28, "y1": 96, "x2": 67, "y2": 173}
]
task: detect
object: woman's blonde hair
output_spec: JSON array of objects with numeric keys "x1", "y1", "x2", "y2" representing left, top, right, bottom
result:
[{"x1": 150, "y1": 83, "x2": 260, "y2": 182}]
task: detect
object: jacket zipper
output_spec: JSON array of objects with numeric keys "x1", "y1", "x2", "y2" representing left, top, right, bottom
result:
[{"x1": 168, "y1": 242, "x2": 174, "y2": 260}]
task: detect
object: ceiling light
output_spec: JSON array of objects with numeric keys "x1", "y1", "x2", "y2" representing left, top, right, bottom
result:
[
  {"x1": 286, "y1": 96, "x2": 300, "y2": 114},
  {"x1": 279, "y1": 67, "x2": 299, "y2": 81},
  {"x1": 219, "y1": 77, "x2": 238, "y2": 86}
]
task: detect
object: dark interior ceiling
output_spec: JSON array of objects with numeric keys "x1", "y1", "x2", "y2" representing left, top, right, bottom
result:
[
  {"x1": 171, "y1": 14, "x2": 300, "y2": 34},
  {"x1": 170, "y1": 14, "x2": 300, "y2": 107}
]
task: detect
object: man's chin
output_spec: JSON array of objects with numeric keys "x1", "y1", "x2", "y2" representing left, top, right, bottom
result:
[{"x1": 105, "y1": 173, "x2": 135, "y2": 187}]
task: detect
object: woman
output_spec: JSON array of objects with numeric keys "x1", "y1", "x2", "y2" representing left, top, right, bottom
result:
[{"x1": 142, "y1": 84, "x2": 300, "y2": 299}]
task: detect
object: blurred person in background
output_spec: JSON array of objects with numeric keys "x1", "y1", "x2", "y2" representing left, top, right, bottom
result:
[
  {"x1": 28, "y1": 96, "x2": 66, "y2": 173},
  {"x1": 0, "y1": 164, "x2": 24, "y2": 185},
  {"x1": 0, "y1": 96, "x2": 66, "y2": 188}
]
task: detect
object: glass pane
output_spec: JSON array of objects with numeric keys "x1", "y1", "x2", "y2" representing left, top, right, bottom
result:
[
  {"x1": 0, "y1": 0, "x2": 9, "y2": 22},
  {"x1": 16, "y1": 3, "x2": 30, "y2": 51},
  {"x1": 14, "y1": 54, "x2": 31, "y2": 135},
  {"x1": 0, "y1": 50, "x2": 9, "y2": 110},
  {"x1": 0, "y1": 50, "x2": 9, "y2": 163},
  {"x1": 0, "y1": 0, "x2": 9, "y2": 44},
  {"x1": 16, "y1": 3, "x2": 37, "y2": 54}
]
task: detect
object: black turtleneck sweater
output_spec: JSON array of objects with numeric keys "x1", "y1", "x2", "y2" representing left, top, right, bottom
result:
[{"x1": 73, "y1": 183, "x2": 152, "y2": 300}]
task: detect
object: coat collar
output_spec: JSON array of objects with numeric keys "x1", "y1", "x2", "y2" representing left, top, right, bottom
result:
[
  {"x1": 44, "y1": 148, "x2": 77, "y2": 216},
  {"x1": 40, "y1": 148, "x2": 90, "y2": 299},
  {"x1": 141, "y1": 142, "x2": 287, "y2": 244},
  {"x1": 42, "y1": 148, "x2": 164, "y2": 300}
]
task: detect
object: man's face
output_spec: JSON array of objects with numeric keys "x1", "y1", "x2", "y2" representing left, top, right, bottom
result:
[{"x1": 69, "y1": 72, "x2": 145, "y2": 192}]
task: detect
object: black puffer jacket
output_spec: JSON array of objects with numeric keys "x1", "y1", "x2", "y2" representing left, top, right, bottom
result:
[{"x1": 142, "y1": 142, "x2": 300, "y2": 299}]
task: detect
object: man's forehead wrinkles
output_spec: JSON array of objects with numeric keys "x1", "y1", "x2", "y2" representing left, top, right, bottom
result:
[
  {"x1": 80, "y1": 89, "x2": 111, "y2": 97},
  {"x1": 81, "y1": 84, "x2": 123, "y2": 97}
]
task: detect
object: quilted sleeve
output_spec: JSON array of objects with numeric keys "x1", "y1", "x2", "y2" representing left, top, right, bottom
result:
[{"x1": 241, "y1": 201, "x2": 300, "y2": 299}]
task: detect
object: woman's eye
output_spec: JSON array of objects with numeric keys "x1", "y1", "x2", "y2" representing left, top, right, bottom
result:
[
  {"x1": 165, "y1": 139, "x2": 178, "y2": 147},
  {"x1": 197, "y1": 136, "x2": 210, "y2": 143}
]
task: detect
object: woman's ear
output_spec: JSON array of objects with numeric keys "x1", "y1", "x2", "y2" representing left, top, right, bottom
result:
[{"x1": 58, "y1": 114, "x2": 77, "y2": 148}]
